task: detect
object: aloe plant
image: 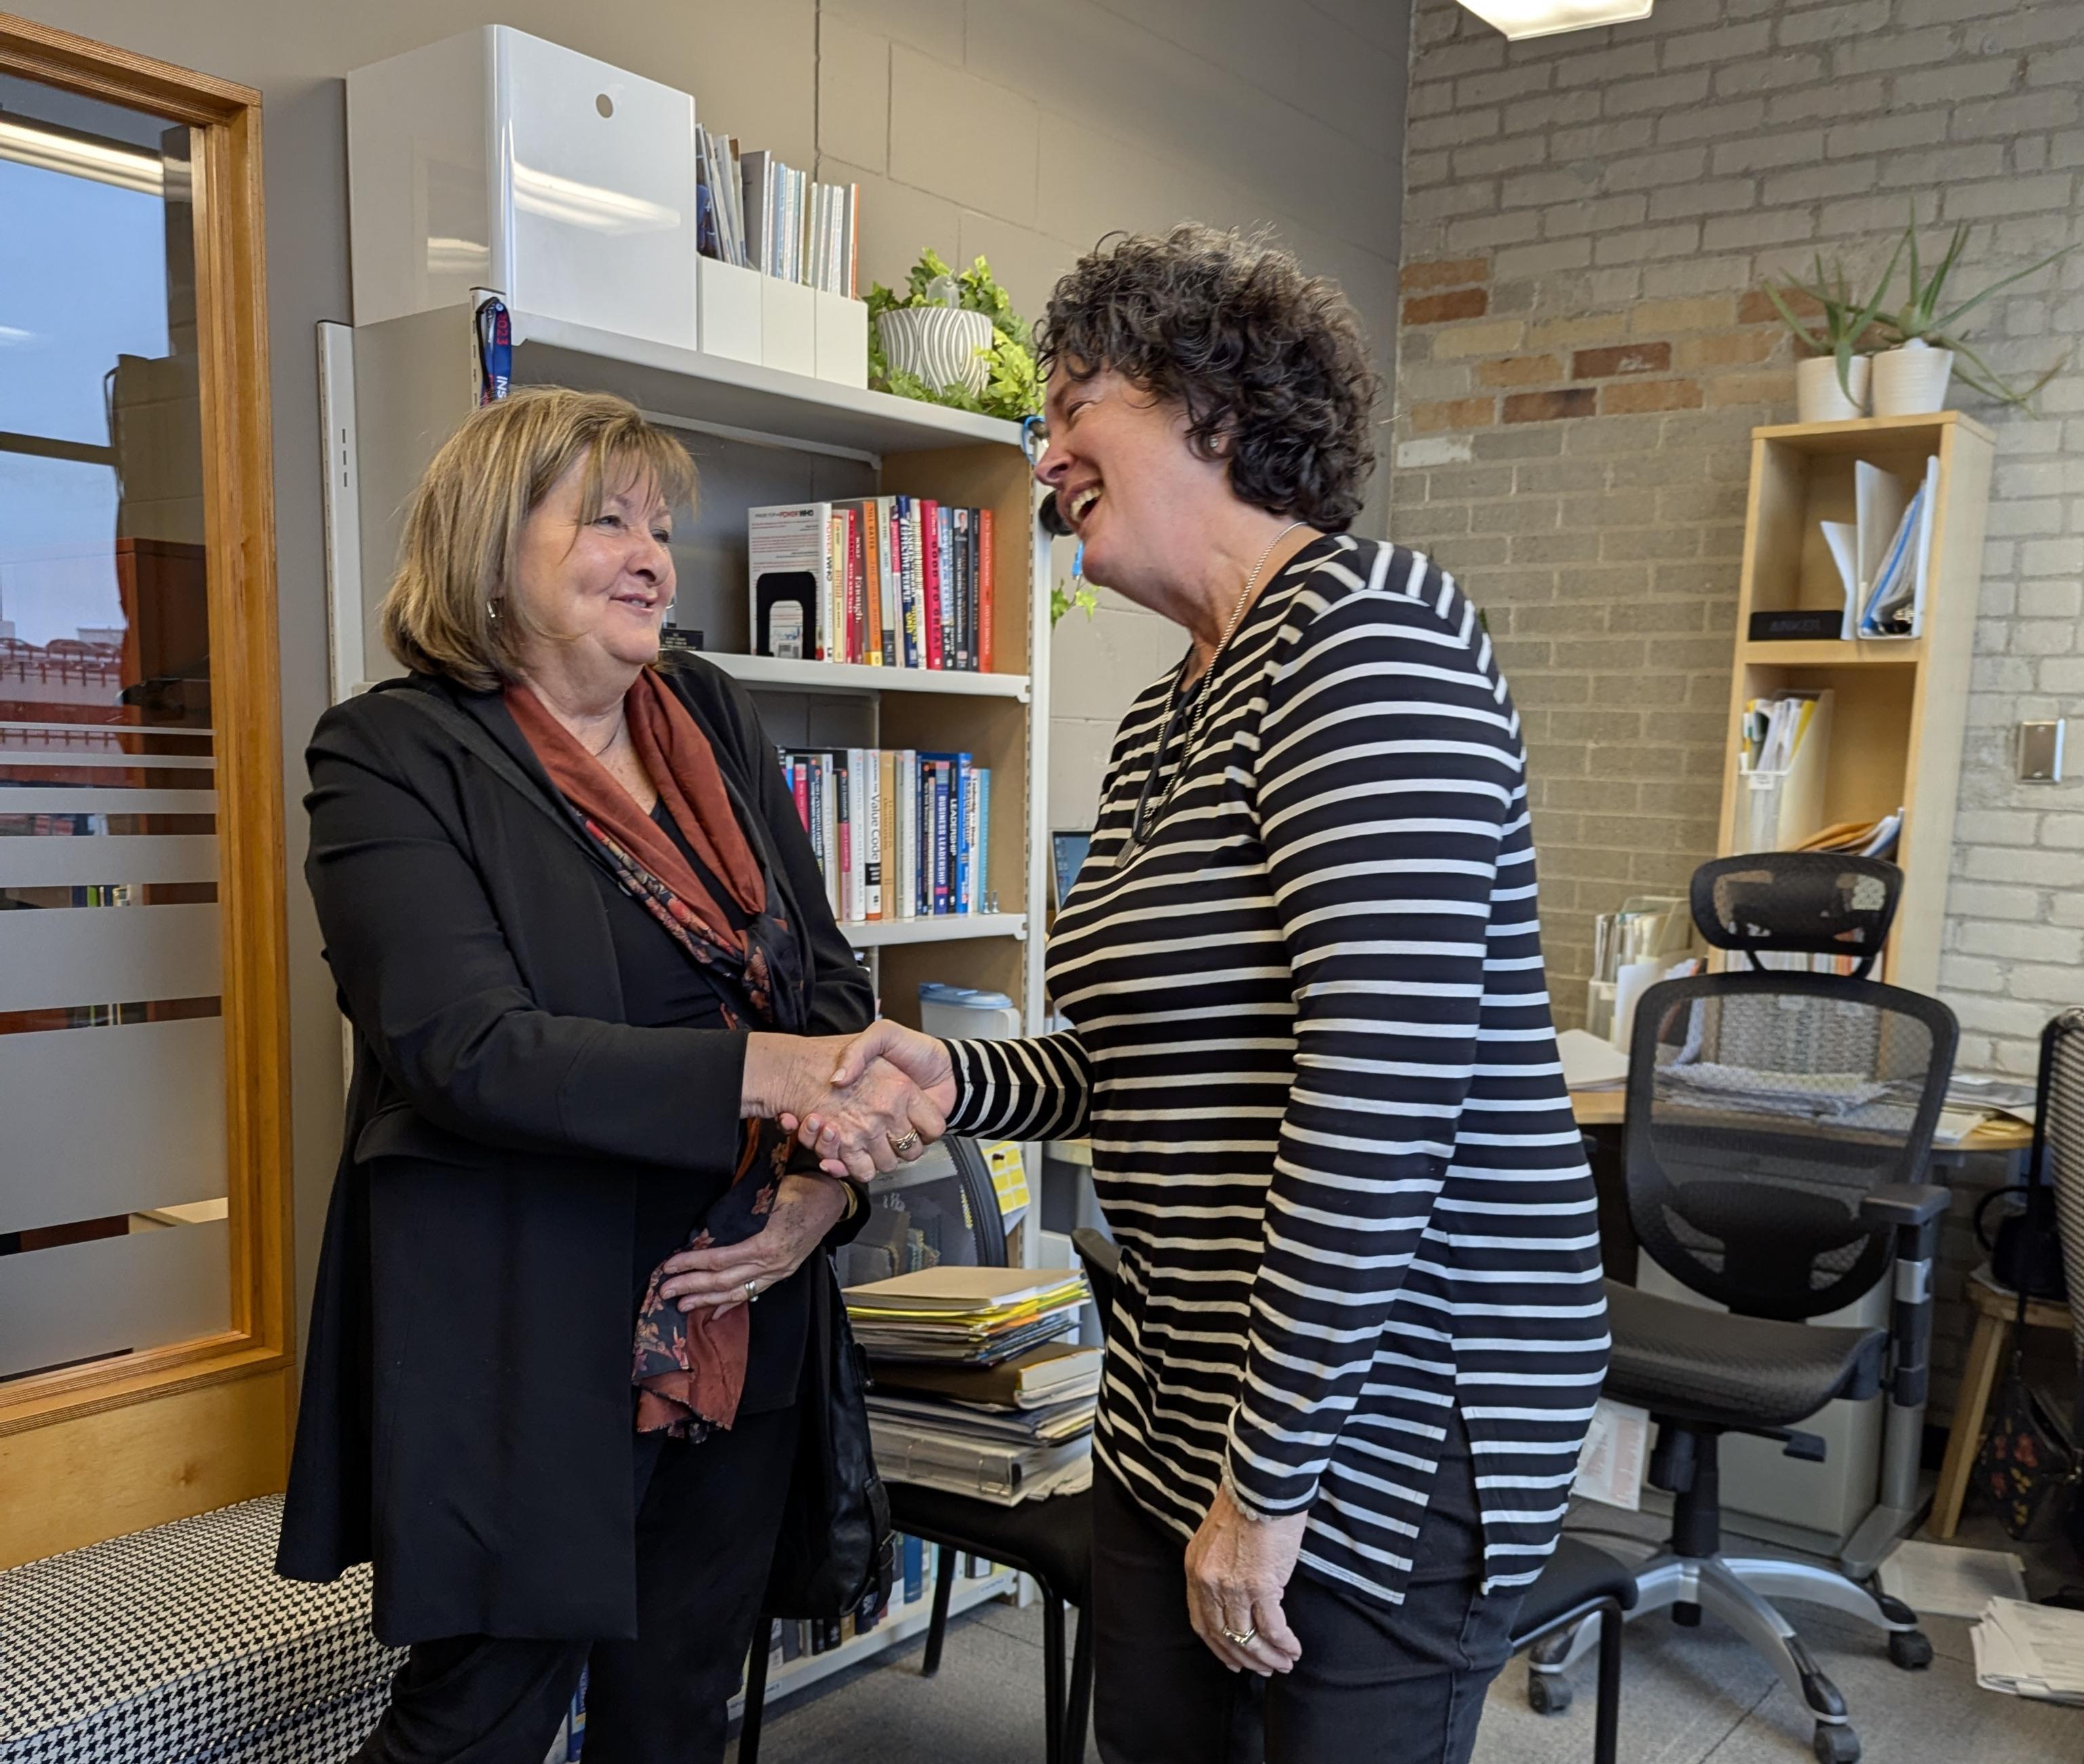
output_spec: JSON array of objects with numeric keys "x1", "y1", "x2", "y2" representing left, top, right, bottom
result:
[
  {"x1": 1759, "y1": 243, "x2": 1902, "y2": 402},
  {"x1": 1874, "y1": 212, "x2": 2077, "y2": 409}
]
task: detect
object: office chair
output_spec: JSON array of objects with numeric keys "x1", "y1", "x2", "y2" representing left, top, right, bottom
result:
[
  {"x1": 1532, "y1": 853, "x2": 1955, "y2": 1764},
  {"x1": 1071, "y1": 1233, "x2": 1639, "y2": 1764}
]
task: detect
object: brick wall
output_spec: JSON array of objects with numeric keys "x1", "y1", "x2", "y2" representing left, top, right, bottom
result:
[
  {"x1": 1395, "y1": 0, "x2": 2084, "y2": 1077},
  {"x1": 1393, "y1": 0, "x2": 2084, "y2": 1416}
]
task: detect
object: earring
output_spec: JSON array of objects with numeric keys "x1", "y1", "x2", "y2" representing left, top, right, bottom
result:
[{"x1": 487, "y1": 600, "x2": 501, "y2": 621}]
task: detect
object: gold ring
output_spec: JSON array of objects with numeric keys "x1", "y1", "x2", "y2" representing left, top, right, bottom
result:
[
  {"x1": 1221, "y1": 1625, "x2": 1258, "y2": 1647},
  {"x1": 746, "y1": 1279, "x2": 760, "y2": 1301},
  {"x1": 889, "y1": 1130, "x2": 921, "y2": 1156}
]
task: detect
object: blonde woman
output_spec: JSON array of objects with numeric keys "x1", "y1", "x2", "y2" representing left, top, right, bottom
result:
[{"x1": 277, "y1": 388, "x2": 938, "y2": 1763}]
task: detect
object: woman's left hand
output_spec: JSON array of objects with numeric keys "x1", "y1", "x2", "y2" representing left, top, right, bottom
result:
[
  {"x1": 1183, "y1": 1483, "x2": 1308, "y2": 1677},
  {"x1": 655, "y1": 1174, "x2": 849, "y2": 1318}
]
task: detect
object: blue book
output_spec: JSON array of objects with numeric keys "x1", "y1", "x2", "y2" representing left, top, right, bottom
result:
[
  {"x1": 903, "y1": 1532, "x2": 925, "y2": 1603},
  {"x1": 920, "y1": 752, "x2": 967, "y2": 915},
  {"x1": 972, "y1": 767, "x2": 990, "y2": 914}
]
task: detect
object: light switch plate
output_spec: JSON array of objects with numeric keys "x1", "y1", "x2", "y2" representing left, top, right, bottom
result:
[{"x1": 2021, "y1": 719, "x2": 2065, "y2": 783}]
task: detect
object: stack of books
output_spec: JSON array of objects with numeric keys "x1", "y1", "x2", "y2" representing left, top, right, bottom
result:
[
  {"x1": 696, "y1": 126, "x2": 858, "y2": 297},
  {"x1": 776, "y1": 746, "x2": 991, "y2": 923},
  {"x1": 848, "y1": 1269, "x2": 1098, "y2": 1503},
  {"x1": 749, "y1": 498, "x2": 997, "y2": 672}
]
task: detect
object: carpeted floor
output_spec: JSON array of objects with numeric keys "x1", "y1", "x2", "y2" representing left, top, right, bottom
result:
[{"x1": 729, "y1": 1506, "x2": 2084, "y2": 1764}]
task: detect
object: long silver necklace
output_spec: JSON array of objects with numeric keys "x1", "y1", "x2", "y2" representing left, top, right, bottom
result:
[{"x1": 1125, "y1": 521, "x2": 1307, "y2": 855}]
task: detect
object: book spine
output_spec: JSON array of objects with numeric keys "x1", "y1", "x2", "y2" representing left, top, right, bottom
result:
[
  {"x1": 921, "y1": 500, "x2": 944, "y2": 670},
  {"x1": 940, "y1": 505, "x2": 958, "y2": 672},
  {"x1": 978, "y1": 507, "x2": 995, "y2": 672},
  {"x1": 973, "y1": 767, "x2": 990, "y2": 914},
  {"x1": 857, "y1": 503, "x2": 883, "y2": 666},
  {"x1": 876, "y1": 497, "x2": 899, "y2": 666},
  {"x1": 963, "y1": 765, "x2": 982, "y2": 914},
  {"x1": 901, "y1": 751, "x2": 919, "y2": 917},
  {"x1": 860, "y1": 747, "x2": 883, "y2": 919},
  {"x1": 932, "y1": 760, "x2": 951, "y2": 915},
  {"x1": 879, "y1": 750, "x2": 898, "y2": 923},
  {"x1": 955, "y1": 752, "x2": 972, "y2": 914},
  {"x1": 820, "y1": 754, "x2": 841, "y2": 919},
  {"x1": 790, "y1": 756, "x2": 809, "y2": 835},
  {"x1": 952, "y1": 507, "x2": 971, "y2": 672},
  {"x1": 836, "y1": 752, "x2": 854, "y2": 922},
  {"x1": 903, "y1": 1533, "x2": 924, "y2": 1604},
  {"x1": 896, "y1": 499, "x2": 921, "y2": 669}
]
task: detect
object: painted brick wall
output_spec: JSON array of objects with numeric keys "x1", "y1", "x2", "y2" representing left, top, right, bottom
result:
[
  {"x1": 1393, "y1": 0, "x2": 2084, "y2": 1415},
  {"x1": 1395, "y1": 0, "x2": 2084, "y2": 1073}
]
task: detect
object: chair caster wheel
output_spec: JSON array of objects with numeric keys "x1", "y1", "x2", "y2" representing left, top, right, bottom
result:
[
  {"x1": 1526, "y1": 1672, "x2": 1572, "y2": 1716},
  {"x1": 1813, "y1": 1724, "x2": 1861, "y2": 1764},
  {"x1": 1887, "y1": 1629, "x2": 1933, "y2": 1670}
]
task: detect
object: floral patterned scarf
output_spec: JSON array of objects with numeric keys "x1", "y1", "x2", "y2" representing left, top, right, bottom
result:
[{"x1": 505, "y1": 669, "x2": 807, "y2": 1441}]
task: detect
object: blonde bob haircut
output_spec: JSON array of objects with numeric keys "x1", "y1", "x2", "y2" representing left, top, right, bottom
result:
[{"x1": 379, "y1": 385, "x2": 697, "y2": 693}]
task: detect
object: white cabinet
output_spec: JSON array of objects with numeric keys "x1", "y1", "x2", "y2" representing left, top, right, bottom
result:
[{"x1": 347, "y1": 27, "x2": 698, "y2": 352}]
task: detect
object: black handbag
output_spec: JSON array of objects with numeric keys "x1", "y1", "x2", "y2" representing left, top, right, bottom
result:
[
  {"x1": 1973, "y1": 1273, "x2": 2081, "y2": 1541},
  {"x1": 763, "y1": 1256, "x2": 895, "y2": 1619}
]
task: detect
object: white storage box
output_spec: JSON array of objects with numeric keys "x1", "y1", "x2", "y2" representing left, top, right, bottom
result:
[
  {"x1": 347, "y1": 26, "x2": 699, "y2": 352},
  {"x1": 760, "y1": 276, "x2": 818, "y2": 379},
  {"x1": 814, "y1": 291, "x2": 870, "y2": 389},
  {"x1": 699, "y1": 258, "x2": 763, "y2": 365}
]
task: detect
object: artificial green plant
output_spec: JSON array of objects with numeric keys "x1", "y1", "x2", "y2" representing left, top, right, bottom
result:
[{"x1": 865, "y1": 249, "x2": 1042, "y2": 423}]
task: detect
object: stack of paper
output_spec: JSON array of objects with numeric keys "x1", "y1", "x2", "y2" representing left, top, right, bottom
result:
[
  {"x1": 1973, "y1": 1598, "x2": 2084, "y2": 1706},
  {"x1": 1820, "y1": 458, "x2": 1938, "y2": 642},
  {"x1": 850, "y1": 1301, "x2": 1101, "y2": 1503},
  {"x1": 1558, "y1": 1028, "x2": 1629, "y2": 1092},
  {"x1": 845, "y1": 1267, "x2": 1090, "y2": 1366},
  {"x1": 1795, "y1": 809, "x2": 1902, "y2": 861},
  {"x1": 1878, "y1": 1539, "x2": 2028, "y2": 1620}
]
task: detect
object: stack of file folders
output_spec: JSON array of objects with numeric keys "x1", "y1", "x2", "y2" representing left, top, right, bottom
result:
[{"x1": 845, "y1": 1269, "x2": 1098, "y2": 1504}]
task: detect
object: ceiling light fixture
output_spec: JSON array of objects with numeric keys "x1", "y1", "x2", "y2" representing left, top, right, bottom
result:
[
  {"x1": 1455, "y1": 0, "x2": 1653, "y2": 41},
  {"x1": 0, "y1": 117, "x2": 164, "y2": 195}
]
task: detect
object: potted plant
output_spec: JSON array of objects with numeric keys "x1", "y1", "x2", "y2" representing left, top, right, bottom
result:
[
  {"x1": 866, "y1": 250, "x2": 1041, "y2": 422},
  {"x1": 1760, "y1": 247, "x2": 1900, "y2": 423},
  {"x1": 1870, "y1": 215, "x2": 2077, "y2": 415}
]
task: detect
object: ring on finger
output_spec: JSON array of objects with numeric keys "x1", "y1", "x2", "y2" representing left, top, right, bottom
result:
[
  {"x1": 888, "y1": 1128, "x2": 921, "y2": 1157},
  {"x1": 746, "y1": 1279, "x2": 761, "y2": 1302},
  {"x1": 1220, "y1": 1624, "x2": 1258, "y2": 1647}
]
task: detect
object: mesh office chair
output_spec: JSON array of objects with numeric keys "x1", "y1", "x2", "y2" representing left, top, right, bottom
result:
[{"x1": 1532, "y1": 854, "x2": 1956, "y2": 1764}]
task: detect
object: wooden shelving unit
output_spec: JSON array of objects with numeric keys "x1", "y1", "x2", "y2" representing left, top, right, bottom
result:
[
  {"x1": 1719, "y1": 411, "x2": 1994, "y2": 993},
  {"x1": 328, "y1": 299, "x2": 1053, "y2": 1034}
]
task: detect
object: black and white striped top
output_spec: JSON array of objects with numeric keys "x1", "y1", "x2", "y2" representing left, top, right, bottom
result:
[{"x1": 944, "y1": 534, "x2": 1609, "y2": 1607}]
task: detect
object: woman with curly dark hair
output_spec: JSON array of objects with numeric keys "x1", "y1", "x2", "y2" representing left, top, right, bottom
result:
[{"x1": 799, "y1": 226, "x2": 1608, "y2": 1763}]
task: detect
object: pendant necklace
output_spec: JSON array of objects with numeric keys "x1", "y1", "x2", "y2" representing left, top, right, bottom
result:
[{"x1": 1123, "y1": 521, "x2": 1307, "y2": 856}]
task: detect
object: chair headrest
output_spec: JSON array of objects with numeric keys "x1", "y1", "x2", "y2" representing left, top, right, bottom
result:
[{"x1": 1691, "y1": 853, "x2": 1901, "y2": 977}]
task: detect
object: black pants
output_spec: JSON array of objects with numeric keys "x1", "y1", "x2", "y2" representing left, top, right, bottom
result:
[
  {"x1": 1090, "y1": 1411, "x2": 1522, "y2": 1764},
  {"x1": 353, "y1": 1403, "x2": 799, "y2": 1764}
]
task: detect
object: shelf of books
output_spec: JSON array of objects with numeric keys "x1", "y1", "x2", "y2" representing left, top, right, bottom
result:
[{"x1": 1719, "y1": 410, "x2": 1993, "y2": 993}]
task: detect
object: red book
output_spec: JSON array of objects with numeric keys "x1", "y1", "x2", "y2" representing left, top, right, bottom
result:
[
  {"x1": 791, "y1": 759, "x2": 810, "y2": 832},
  {"x1": 978, "y1": 507, "x2": 995, "y2": 673},
  {"x1": 920, "y1": 499, "x2": 944, "y2": 670},
  {"x1": 845, "y1": 505, "x2": 864, "y2": 665}
]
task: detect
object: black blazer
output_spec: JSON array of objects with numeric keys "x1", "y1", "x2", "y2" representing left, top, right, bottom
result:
[{"x1": 275, "y1": 654, "x2": 873, "y2": 1644}]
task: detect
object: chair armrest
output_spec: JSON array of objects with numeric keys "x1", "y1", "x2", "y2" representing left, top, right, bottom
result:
[{"x1": 1860, "y1": 1183, "x2": 1949, "y2": 1229}]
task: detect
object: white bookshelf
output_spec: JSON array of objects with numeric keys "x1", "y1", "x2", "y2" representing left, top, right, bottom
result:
[
  {"x1": 727, "y1": 1569, "x2": 1017, "y2": 1723},
  {"x1": 840, "y1": 913, "x2": 1026, "y2": 949},
  {"x1": 704, "y1": 651, "x2": 1030, "y2": 702}
]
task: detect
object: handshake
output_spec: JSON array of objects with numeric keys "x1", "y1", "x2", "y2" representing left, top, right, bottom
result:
[{"x1": 745, "y1": 1019, "x2": 957, "y2": 1181}]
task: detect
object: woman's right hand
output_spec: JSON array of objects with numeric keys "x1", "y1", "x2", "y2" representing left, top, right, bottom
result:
[
  {"x1": 789, "y1": 1021, "x2": 958, "y2": 1179},
  {"x1": 743, "y1": 1031, "x2": 948, "y2": 1182}
]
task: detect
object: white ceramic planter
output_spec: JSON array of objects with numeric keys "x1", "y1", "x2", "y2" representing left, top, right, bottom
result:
[
  {"x1": 1796, "y1": 354, "x2": 1870, "y2": 423},
  {"x1": 876, "y1": 306, "x2": 992, "y2": 396},
  {"x1": 1870, "y1": 341, "x2": 1954, "y2": 416}
]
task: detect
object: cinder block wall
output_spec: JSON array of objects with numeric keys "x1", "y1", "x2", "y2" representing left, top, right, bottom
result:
[
  {"x1": 1391, "y1": 0, "x2": 2084, "y2": 1415},
  {"x1": 811, "y1": 0, "x2": 1413, "y2": 832}
]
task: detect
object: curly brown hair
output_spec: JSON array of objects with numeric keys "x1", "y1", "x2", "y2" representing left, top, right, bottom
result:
[{"x1": 1036, "y1": 226, "x2": 1379, "y2": 531}]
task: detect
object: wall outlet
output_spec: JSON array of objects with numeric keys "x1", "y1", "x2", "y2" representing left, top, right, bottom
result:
[{"x1": 2020, "y1": 719, "x2": 2066, "y2": 783}]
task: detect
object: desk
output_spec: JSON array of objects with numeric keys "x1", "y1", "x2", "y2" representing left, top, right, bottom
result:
[
  {"x1": 1565, "y1": 1090, "x2": 2030, "y2": 1286},
  {"x1": 1568, "y1": 1086, "x2": 2032, "y2": 1151}
]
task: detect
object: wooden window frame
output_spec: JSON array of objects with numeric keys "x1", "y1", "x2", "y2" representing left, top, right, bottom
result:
[{"x1": 0, "y1": 14, "x2": 292, "y2": 1512}]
